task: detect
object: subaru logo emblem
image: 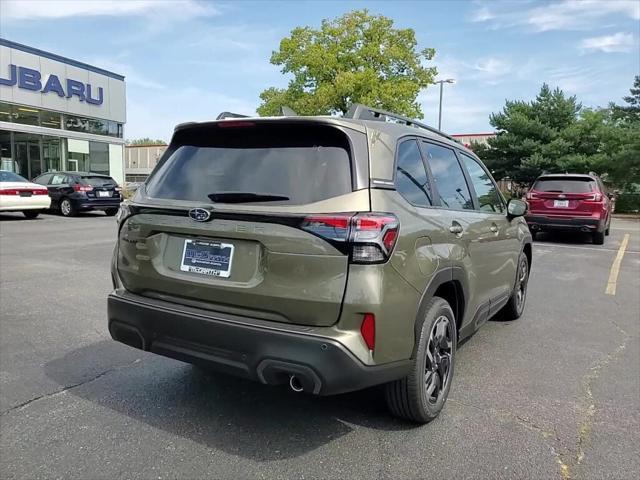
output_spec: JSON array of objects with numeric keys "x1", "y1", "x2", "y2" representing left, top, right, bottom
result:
[{"x1": 189, "y1": 208, "x2": 211, "y2": 222}]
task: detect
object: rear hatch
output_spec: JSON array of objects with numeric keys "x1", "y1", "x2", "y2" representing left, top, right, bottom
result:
[
  {"x1": 116, "y1": 120, "x2": 369, "y2": 327},
  {"x1": 82, "y1": 175, "x2": 119, "y2": 200},
  {"x1": 527, "y1": 176, "x2": 601, "y2": 216}
]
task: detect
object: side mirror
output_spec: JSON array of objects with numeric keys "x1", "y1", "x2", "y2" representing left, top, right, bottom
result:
[{"x1": 507, "y1": 199, "x2": 527, "y2": 218}]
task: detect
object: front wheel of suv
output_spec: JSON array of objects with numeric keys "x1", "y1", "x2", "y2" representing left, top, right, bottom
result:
[{"x1": 385, "y1": 297, "x2": 456, "y2": 423}]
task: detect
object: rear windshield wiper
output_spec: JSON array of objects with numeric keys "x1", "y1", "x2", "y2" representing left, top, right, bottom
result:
[{"x1": 207, "y1": 192, "x2": 290, "y2": 203}]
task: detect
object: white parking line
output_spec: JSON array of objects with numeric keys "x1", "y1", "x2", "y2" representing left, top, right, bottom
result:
[
  {"x1": 606, "y1": 234, "x2": 630, "y2": 295},
  {"x1": 534, "y1": 242, "x2": 639, "y2": 254}
]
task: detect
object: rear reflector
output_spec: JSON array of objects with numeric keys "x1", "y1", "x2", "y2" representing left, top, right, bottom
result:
[{"x1": 361, "y1": 313, "x2": 375, "y2": 351}]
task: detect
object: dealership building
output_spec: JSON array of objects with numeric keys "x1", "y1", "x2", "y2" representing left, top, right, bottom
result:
[{"x1": 0, "y1": 39, "x2": 126, "y2": 183}]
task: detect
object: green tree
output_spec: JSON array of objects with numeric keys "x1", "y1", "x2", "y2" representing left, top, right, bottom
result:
[
  {"x1": 126, "y1": 138, "x2": 166, "y2": 146},
  {"x1": 257, "y1": 10, "x2": 437, "y2": 118},
  {"x1": 611, "y1": 75, "x2": 640, "y2": 124},
  {"x1": 474, "y1": 83, "x2": 640, "y2": 187}
]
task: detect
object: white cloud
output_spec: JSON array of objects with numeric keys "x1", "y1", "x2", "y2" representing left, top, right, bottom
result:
[
  {"x1": 473, "y1": 57, "x2": 512, "y2": 83},
  {"x1": 579, "y1": 32, "x2": 636, "y2": 53},
  {"x1": 432, "y1": 54, "x2": 511, "y2": 86},
  {"x1": 0, "y1": 0, "x2": 218, "y2": 20},
  {"x1": 89, "y1": 58, "x2": 165, "y2": 89},
  {"x1": 470, "y1": 0, "x2": 640, "y2": 32}
]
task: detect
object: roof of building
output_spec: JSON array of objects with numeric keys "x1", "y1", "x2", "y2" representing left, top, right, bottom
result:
[{"x1": 0, "y1": 38, "x2": 125, "y2": 81}]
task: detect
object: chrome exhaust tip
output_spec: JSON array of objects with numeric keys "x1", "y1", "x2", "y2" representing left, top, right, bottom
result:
[{"x1": 289, "y1": 375, "x2": 304, "y2": 393}]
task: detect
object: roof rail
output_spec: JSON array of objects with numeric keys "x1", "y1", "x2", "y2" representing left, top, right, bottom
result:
[
  {"x1": 216, "y1": 111, "x2": 249, "y2": 120},
  {"x1": 344, "y1": 103, "x2": 456, "y2": 142}
]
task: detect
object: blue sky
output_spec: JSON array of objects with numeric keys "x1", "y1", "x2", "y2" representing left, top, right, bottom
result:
[{"x1": 1, "y1": 0, "x2": 638, "y2": 140}]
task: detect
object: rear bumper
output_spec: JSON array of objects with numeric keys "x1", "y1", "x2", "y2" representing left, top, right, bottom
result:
[
  {"x1": 525, "y1": 214, "x2": 604, "y2": 232},
  {"x1": 74, "y1": 198, "x2": 122, "y2": 211},
  {"x1": 107, "y1": 290, "x2": 410, "y2": 395}
]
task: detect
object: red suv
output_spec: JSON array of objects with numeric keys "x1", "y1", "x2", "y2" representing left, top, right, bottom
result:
[{"x1": 525, "y1": 173, "x2": 612, "y2": 244}]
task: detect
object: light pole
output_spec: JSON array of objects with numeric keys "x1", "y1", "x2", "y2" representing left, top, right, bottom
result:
[{"x1": 435, "y1": 78, "x2": 456, "y2": 130}]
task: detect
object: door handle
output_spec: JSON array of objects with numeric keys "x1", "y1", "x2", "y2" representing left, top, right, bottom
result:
[
  {"x1": 449, "y1": 224, "x2": 463, "y2": 234},
  {"x1": 490, "y1": 223, "x2": 499, "y2": 233}
]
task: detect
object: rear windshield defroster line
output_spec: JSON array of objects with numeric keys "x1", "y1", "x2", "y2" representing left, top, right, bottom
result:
[{"x1": 145, "y1": 123, "x2": 354, "y2": 206}]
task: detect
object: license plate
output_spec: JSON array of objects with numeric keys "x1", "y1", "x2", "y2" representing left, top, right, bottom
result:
[
  {"x1": 554, "y1": 200, "x2": 569, "y2": 208},
  {"x1": 180, "y1": 239, "x2": 234, "y2": 278},
  {"x1": 98, "y1": 190, "x2": 111, "y2": 197},
  {"x1": 19, "y1": 191, "x2": 32, "y2": 197}
]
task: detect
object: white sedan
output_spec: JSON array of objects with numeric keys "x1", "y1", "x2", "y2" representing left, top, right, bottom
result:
[{"x1": 0, "y1": 170, "x2": 51, "y2": 219}]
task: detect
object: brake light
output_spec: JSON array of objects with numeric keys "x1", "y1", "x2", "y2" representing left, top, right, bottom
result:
[
  {"x1": 217, "y1": 121, "x2": 255, "y2": 128},
  {"x1": 300, "y1": 212, "x2": 400, "y2": 264},
  {"x1": 526, "y1": 192, "x2": 538, "y2": 200},
  {"x1": 361, "y1": 313, "x2": 375, "y2": 351},
  {"x1": 73, "y1": 184, "x2": 93, "y2": 192},
  {"x1": 586, "y1": 193, "x2": 603, "y2": 202},
  {"x1": 0, "y1": 188, "x2": 48, "y2": 195}
]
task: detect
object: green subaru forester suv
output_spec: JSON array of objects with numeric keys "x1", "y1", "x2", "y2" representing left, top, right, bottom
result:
[{"x1": 109, "y1": 105, "x2": 532, "y2": 423}]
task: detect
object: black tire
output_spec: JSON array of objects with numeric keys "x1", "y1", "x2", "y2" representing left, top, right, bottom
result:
[
  {"x1": 59, "y1": 198, "x2": 76, "y2": 217},
  {"x1": 531, "y1": 231, "x2": 538, "y2": 241},
  {"x1": 500, "y1": 252, "x2": 529, "y2": 321},
  {"x1": 385, "y1": 297, "x2": 456, "y2": 423},
  {"x1": 605, "y1": 225, "x2": 610, "y2": 236},
  {"x1": 104, "y1": 208, "x2": 118, "y2": 216},
  {"x1": 593, "y1": 230, "x2": 605, "y2": 245},
  {"x1": 23, "y1": 210, "x2": 39, "y2": 219}
]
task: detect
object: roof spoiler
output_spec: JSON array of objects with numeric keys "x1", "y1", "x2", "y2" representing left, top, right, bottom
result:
[
  {"x1": 344, "y1": 103, "x2": 457, "y2": 143},
  {"x1": 215, "y1": 106, "x2": 298, "y2": 120}
]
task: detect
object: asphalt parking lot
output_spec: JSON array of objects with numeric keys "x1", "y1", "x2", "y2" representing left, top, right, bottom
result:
[{"x1": 1, "y1": 212, "x2": 638, "y2": 480}]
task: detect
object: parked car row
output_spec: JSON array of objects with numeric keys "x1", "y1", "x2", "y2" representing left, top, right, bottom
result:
[
  {"x1": 0, "y1": 170, "x2": 123, "y2": 219},
  {"x1": 524, "y1": 173, "x2": 613, "y2": 245}
]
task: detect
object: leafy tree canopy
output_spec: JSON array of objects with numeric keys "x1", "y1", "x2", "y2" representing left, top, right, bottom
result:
[
  {"x1": 257, "y1": 9, "x2": 437, "y2": 118},
  {"x1": 474, "y1": 80, "x2": 640, "y2": 189}
]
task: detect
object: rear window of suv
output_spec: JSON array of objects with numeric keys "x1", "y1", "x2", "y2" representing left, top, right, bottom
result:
[
  {"x1": 146, "y1": 123, "x2": 353, "y2": 205},
  {"x1": 533, "y1": 177, "x2": 596, "y2": 193},
  {"x1": 82, "y1": 176, "x2": 117, "y2": 187}
]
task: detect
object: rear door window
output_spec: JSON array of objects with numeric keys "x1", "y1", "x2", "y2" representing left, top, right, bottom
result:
[
  {"x1": 395, "y1": 139, "x2": 432, "y2": 207},
  {"x1": 422, "y1": 142, "x2": 473, "y2": 210},
  {"x1": 533, "y1": 178, "x2": 596, "y2": 193},
  {"x1": 146, "y1": 123, "x2": 353, "y2": 205},
  {"x1": 50, "y1": 174, "x2": 67, "y2": 185},
  {"x1": 460, "y1": 153, "x2": 504, "y2": 213}
]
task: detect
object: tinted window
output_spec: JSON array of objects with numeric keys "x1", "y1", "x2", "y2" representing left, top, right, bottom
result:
[
  {"x1": 50, "y1": 174, "x2": 67, "y2": 185},
  {"x1": 395, "y1": 140, "x2": 431, "y2": 207},
  {"x1": 533, "y1": 178, "x2": 596, "y2": 193},
  {"x1": 0, "y1": 171, "x2": 28, "y2": 182},
  {"x1": 82, "y1": 176, "x2": 116, "y2": 186},
  {"x1": 423, "y1": 143, "x2": 473, "y2": 210},
  {"x1": 34, "y1": 173, "x2": 53, "y2": 185},
  {"x1": 147, "y1": 124, "x2": 352, "y2": 205},
  {"x1": 460, "y1": 154, "x2": 504, "y2": 213}
]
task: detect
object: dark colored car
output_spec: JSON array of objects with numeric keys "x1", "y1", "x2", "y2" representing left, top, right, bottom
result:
[
  {"x1": 33, "y1": 171, "x2": 123, "y2": 217},
  {"x1": 108, "y1": 104, "x2": 532, "y2": 423},
  {"x1": 525, "y1": 173, "x2": 612, "y2": 244}
]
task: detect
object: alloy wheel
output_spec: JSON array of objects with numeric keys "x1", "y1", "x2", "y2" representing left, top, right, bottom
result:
[
  {"x1": 515, "y1": 257, "x2": 528, "y2": 314},
  {"x1": 424, "y1": 315, "x2": 453, "y2": 404},
  {"x1": 61, "y1": 200, "x2": 71, "y2": 216}
]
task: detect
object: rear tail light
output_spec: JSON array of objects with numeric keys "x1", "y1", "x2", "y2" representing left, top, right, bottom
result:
[
  {"x1": 115, "y1": 186, "x2": 122, "y2": 192},
  {"x1": 526, "y1": 192, "x2": 538, "y2": 200},
  {"x1": 73, "y1": 184, "x2": 93, "y2": 192},
  {"x1": 360, "y1": 313, "x2": 375, "y2": 351},
  {"x1": 586, "y1": 193, "x2": 602, "y2": 202},
  {"x1": 300, "y1": 212, "x2": 399, "y2": 264},
  {"x1": 0, "y1": 188, "x2": 48, "y2": 195}
]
